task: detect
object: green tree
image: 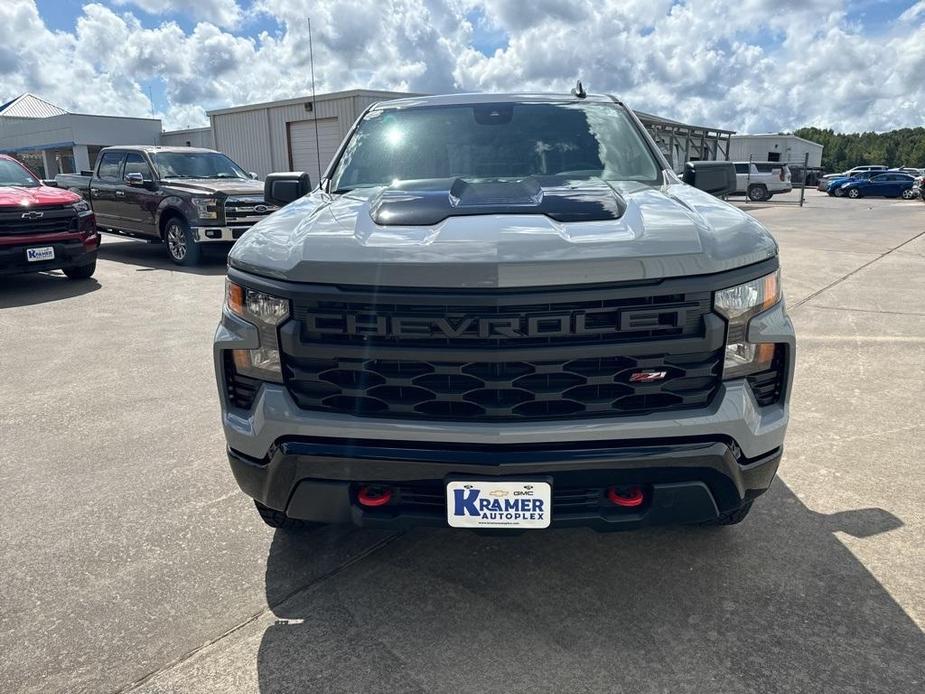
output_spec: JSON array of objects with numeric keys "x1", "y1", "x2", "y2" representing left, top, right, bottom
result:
[{"x1": 794, "y1": 127, "x2": 925, "y2": 171}]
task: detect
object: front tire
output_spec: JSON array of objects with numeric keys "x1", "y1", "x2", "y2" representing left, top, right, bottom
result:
[
  {"x1": 63, "y1": 259, "x2": 96, "y2": 280},
  {"x1": 846, "y1": 188, "x2": 862, "y2": 199},
  {"x1": 901, "y1": 188, "x2": 915, "y2": 200},
  {"x1": 164, "y1": 217, "x2": 202, "y2": 266},
  {"x1": 747, "y1": 184, "x2": 769, "y2": 202}
]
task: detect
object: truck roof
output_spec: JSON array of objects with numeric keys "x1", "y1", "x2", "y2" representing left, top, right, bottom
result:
[
  {"x1": 99, "y1": 145, "x2": 217, "y2": 154},
  {"x1": 371, "y1": 92, "x2": 618, "y2": 111}
]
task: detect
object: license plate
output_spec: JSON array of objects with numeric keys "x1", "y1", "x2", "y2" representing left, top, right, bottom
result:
[
  {"x1": 26, "y1": 246, "x2": 55, "y2": 262},
  {"x1": 446, "y1": 480, "x2": 551, "y2": 529}
]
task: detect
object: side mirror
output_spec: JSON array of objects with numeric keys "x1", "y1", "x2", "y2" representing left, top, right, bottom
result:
[
  {"x1": 264, "y1": 171, "x2": 311, "y2": 207},
  {"x1": 42, "y1": 179, "x2": 59, "y2": 187},
  {"x1": 249, "y1": 171, "x2": 259, "y2": 180},
  {"x1": 682, "y1": 161, "x2": 737, "y2": 196},
  {"x1": 125, "y1": 172, "x2": 145, "y2": 187}
]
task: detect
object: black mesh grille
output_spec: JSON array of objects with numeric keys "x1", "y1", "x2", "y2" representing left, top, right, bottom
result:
[
  {"x1": 280, "y1": 284, "x2": 724, "y2": 421},
  {"x1": 0, "y1": 205, "x2": 78, "y2": 235},
  {"x1": 747, "y1": 347, "x2": 786, "y2": 406}
]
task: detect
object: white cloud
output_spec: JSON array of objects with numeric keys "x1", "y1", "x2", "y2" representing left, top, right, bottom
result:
[
  {"x1": 111, "y1": 0, "x2": 243, "y2": 29},
  {"x1": 0, "y1": 0, "x2": 923, "y2": 133}
]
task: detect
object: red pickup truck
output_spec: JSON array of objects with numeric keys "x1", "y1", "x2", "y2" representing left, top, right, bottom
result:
[{"x1": 0, "y1": 154, "x2": 99, "y2": 279}]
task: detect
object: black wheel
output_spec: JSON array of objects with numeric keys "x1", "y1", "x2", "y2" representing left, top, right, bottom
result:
[
  {"x1": 63, "y1": 259, "x2": 96, "y2": 280},
  {"x1": 164, "y1": 217, "x2": 202, "y2": 266},
  {"x1": 703, "y1": 501, "x2": 753, "y2": 526},
  {"x1": 846, "y1": 188, "x2": 862, "y2": 199},
  {"x1": 255, "y1": 500, "x2": 301, "y2": 529},
  {"x1": 747, "y1": 184, "x2": 768, "y2": 202}
]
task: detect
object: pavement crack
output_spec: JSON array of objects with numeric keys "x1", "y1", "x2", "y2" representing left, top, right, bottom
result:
[
  {"x1": 804, "y1": 305, "x2": 925, "y2": 317},
  {"x1": 792, "y1": 228, "x2": 925, "y2": 311},
  {"x1": 114, "y1": 531, "x2": 405, "y2": 694}
]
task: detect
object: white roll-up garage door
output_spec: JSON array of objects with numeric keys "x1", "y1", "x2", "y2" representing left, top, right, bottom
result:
[{"x1": 288, "y1": 118, "x2": 342, "y2": 178}]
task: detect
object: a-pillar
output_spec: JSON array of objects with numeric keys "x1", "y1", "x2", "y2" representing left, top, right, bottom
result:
[{"x1": 72, "y1": 144, "x2": 91, "y2": 173}]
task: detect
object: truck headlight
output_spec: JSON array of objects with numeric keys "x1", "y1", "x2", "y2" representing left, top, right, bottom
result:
[
  {"x1": 193, "y1": 197, "x2": 220, "y2": 220},
  {"x1": 714, "y1": 270, "x2": 781, "y2": 379},
  {"x1": 71, "y1": 200, "x2": 91, "y2": 214},
  {"x1": 225, "y1": 279, "x2": 289, "y2": 383}
]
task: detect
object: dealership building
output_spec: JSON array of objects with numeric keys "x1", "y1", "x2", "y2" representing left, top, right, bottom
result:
[
  {"x1": 1, "y1": 90, "x2": 738, "y2": 179},
  {"x1": 0, "y1": 93, "x2": 161, "y2": 178}
]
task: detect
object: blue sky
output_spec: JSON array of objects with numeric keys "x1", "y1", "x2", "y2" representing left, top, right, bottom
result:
[{"x1": 6, "y1": 0, "x2": 925, "y2": 132}]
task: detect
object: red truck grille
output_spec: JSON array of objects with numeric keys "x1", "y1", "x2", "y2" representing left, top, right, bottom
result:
[{"x1": 0, "y1": 205, "x2": 78, "y2": 236}]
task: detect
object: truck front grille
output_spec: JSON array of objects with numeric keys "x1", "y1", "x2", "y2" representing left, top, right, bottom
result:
[
  {"x1": 278, "y1": 283, "x2": 726, "y2": 421},
  {"x1": 0, "y1": 205, "x2": 78, "y2": 235},
  {"x1": 224, "y1": 197, "x2": 277, "y2": 228}
]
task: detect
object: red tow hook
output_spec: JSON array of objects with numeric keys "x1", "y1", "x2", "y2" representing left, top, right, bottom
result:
[
  {"x1": 607, "y1": 485, "x2": 645, "y2": 508},
  {"x1": 357, "y1": 485, "x2": 393, "y2": 507}
]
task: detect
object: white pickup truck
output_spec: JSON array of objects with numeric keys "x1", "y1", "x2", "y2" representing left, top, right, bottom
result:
[{"x1": 733, "y1": 162, "x2": 792, "y2": 201}]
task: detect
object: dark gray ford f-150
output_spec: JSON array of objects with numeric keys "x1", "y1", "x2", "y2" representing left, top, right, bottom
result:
[
  {"x1": 214, "y1": 92, "x2": 795, "y2": 532},
  {"x1": 56, "y1": 146, "x2": 275, "y2": 266}
]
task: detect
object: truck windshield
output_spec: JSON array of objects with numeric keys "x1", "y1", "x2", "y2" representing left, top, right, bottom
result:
[
  {"x1": 153, "y1": 152, "x2": 248, "y2": 179},
  {"x1": 331, "y1": 101, "x2": 661, "y2": 192},
  {"x1": 0, "y1": 159, "x2": 39, "y2": 187}
]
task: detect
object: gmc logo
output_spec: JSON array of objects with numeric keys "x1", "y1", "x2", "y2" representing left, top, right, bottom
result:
[{"x1": 305, "y1": 308, "x2": 687, "y2": 339}]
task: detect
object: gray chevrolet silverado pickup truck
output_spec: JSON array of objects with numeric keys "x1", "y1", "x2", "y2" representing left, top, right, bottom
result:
[
  {"x1": 214, "y1": 92, "x2": 795, "y2": 532},
  {"x1": 56, "y1": 146, "x2": 275, "y2": 266}
]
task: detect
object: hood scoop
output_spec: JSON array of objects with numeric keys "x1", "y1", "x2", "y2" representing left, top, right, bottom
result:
[{"x1": 369, "y1": 176, "x2": 626, "y2": 226}]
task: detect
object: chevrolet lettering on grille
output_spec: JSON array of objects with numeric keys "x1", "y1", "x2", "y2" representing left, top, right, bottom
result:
[{"x1": 305, "y1": 307, "x2": 688, "y2": 339}]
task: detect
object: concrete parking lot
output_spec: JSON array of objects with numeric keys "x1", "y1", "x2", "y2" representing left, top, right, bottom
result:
[{"x1": 1, "y1": 190, "x2": 923, "y2": 693}]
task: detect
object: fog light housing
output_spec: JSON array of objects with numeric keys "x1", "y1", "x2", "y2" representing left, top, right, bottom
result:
[{"x1": 714, "y1": 270, "x2": 781, "y2": 380}]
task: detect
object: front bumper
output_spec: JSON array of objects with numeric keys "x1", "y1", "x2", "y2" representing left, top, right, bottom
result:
[
  {"x1": 190, "y1": 225, "x2": 251, "y2": 243},
  {"x1": 214, "y1": 298, "x2": 794, "y2": 529},
  {"x1": 0, "y1": 232, "x2": 99, "y2": 276},
  {"x1": 229, "y1": 437, "x2": 781, "y2": 530}
]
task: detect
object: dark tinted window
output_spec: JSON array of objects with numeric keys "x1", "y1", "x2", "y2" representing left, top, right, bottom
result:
[
  {"x1": 97, "y1": 151, "x2": 124, "y2": 180},
  {"x1": 153, "y1": 152, "x2": 247, "y2": 179},
  {"x1": 331, "y1": 102, "x2": 660, "y2": 191},
  {"x1": 123, "y1": 153, "x2": 152, "y2": 179},
  {"x1": 734, "y1": 163, "x2": 749, "y2": 174}
]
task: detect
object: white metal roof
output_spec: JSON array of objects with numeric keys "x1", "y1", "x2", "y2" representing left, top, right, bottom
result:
[
  {"x1": 730, "y1": 133, "x2": 823, "y2": 149},
  {"x1": 207, "y1": 89, "x2": 420, "y2": 117},
  {"x1": 0, "y1": 93, "x2": 67, "y2": 118}
]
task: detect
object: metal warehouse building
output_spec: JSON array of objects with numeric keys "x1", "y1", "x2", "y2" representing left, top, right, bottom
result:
[
  {"x1": 207, "y1": 90, "x2": 414, "y2": 179},
  {"x1": 207, "y1": 90, "x2": 736, "y2": 179},
  {"x1": 729, "y1": 133, "x2": 823, "y2": 167}
]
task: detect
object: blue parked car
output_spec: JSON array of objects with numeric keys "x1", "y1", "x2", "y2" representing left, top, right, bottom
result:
[
  {"x1": 826, "y1": 170, "x2": 878, "y2": 196},
  {"x1": 841, "y1": 173, "x2": 917, "y2": 199}
]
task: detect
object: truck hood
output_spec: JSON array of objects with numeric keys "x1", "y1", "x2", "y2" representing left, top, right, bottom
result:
[
  {"x1": 160, "y1": 178, "x2": 265, "y2": 197},
  {"x1": 0, "y1": 185, "x2": 80, "y2": 208},
  {"x1": 229, "y1": 178, "x2": 778, "y2": 288}
]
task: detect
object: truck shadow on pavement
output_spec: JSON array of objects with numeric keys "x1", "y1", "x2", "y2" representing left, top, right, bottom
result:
[
  {"x1": 255, "y1": 479, "x2": 923, "y2": 694},
  {"x1": 0, "y1": 272, "x2": 100, "y2": 308},
  {"x1": 96, "y1": 239, "x2": 228, "y2": 276}
]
